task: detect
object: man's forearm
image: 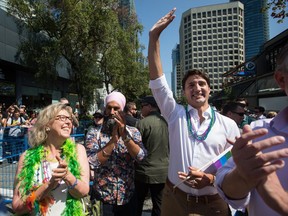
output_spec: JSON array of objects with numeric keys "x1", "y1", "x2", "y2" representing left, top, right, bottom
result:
[
  {"x1": 148, "y1": 36, "x2": 163, "y2": 80},
  {"x1": 221, "y1": 168, "x2": 253, "y2": 200},
  {"x1": 257, "y1": 172, "x2": 288, "y2": 215}
]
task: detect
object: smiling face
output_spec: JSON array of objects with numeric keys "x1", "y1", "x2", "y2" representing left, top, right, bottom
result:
[
  {"x1": 183, "y1": 75, "x2": 211, "y2": 109},
  {"x1": 48, "y1": 109, "x2": 72, "y2": 142}
]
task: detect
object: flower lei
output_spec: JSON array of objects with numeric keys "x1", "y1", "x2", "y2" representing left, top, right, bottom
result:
[
  {"x1": 185, "y1": 106, "x2": 216, "y2": 141},
  {"x1": 18, "y1": 138, "x2": 86, "y2": 216}
]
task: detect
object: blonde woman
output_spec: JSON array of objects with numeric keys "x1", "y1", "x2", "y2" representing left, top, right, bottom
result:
[{"x1": 12, "y1": 103, "x2": 89, "y2": 215}]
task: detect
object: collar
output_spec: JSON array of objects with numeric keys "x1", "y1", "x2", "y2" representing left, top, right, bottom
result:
[{"x1": 187, "y1": 105, "x2": 212, "y2": 120}]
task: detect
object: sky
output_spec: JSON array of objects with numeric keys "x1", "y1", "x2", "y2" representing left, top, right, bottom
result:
[{"x1": 134, "y1": 0, "x2": 288, "y2": 87}]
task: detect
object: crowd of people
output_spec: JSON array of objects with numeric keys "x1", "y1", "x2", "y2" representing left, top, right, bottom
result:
[{"x1": 0, "y1": 8, "x2": 287, "y2": 216}]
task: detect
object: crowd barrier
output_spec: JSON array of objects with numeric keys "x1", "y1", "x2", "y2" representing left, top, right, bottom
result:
[{"x1": 0, "y1": 127, "x2": 84, "y2": 204}]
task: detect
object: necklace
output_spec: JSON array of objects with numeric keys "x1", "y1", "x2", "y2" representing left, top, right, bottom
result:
[
  {"x1": 185, "y1": 106, "x2": 216, "y2": 141},
  {"x1": 18, "y1": 139, "x2": 85, "y2": 216}
]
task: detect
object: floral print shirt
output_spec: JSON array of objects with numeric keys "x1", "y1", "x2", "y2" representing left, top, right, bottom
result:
[{"x1": 86, "y1": 124, "x2": 146, "y2": 205}]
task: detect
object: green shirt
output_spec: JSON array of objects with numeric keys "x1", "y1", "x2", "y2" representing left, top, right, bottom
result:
[{"x1": 135, "y1": 111, "x2": 169, "y2": 184}]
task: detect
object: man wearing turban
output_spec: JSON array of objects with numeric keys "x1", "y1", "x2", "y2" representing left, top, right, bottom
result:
[{"x1": 86, "y1": 92, "x2": 146, "y2": 216}]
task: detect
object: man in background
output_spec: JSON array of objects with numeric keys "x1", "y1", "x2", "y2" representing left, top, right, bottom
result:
[
  {"x1": 254, "y1": 106, "x2": 266, "y2": 119},
  {"x1": 135, "y1": 96, "x2": 169, "y2": 216},
  {"x1": 124, "y1": 102, "x2": 139, "y2": 127},
  {"x1": 222, "y1": 101, "x2": 245, "y2": 130}
]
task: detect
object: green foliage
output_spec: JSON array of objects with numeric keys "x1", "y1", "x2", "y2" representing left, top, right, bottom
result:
[
  {"x1": 262, "y1": 0, "x2": 288, "y2": 23},
  {"x1": 7, "y1": 0, "x2": 148, "y2": 111}
]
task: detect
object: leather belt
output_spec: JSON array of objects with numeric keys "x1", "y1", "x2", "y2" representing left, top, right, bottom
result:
[{"x1": 166, "y1": 178, "x2": 221, "y2": 204}]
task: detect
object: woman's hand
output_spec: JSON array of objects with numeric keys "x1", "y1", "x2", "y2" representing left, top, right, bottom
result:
[{"x1": 50, "y1": 155, "x2": 68, "y2": 188}]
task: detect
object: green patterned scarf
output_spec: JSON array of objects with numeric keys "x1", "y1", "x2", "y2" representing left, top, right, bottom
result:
[{"x1": 18, "y1": 138, "x2": 86, "y2": 216}]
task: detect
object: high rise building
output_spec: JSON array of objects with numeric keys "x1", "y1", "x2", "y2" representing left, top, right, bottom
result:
[
  {"x1": 171, "y1": 44, "x2": 182, "y2": 99},
  {"x1": 179, "y1": 2, "x2": 245, "y2": 93},
  {"x1": 230, "y1": 0, "x2": 269, "y2": 60},
  {"x1": 119, "y1": 0, "x2": 135, "y2": 16}
]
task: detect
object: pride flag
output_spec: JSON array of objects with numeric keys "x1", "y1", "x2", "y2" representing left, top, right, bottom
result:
[
  {"x1": 173, "y1": 145, "x2": 233, "y2": 188},
  {"x1": 201, "y1": 145, "x2": 233, "y2": 174}
]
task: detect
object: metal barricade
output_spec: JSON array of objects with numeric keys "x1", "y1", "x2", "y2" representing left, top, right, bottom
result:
[{"x1": 0, "y1": 127, "x2": 29, "y2": 204}]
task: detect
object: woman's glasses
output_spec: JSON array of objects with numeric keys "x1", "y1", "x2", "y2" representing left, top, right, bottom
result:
[{"x1": 55, "y1": 115, "x2": 72, "y2": 122}]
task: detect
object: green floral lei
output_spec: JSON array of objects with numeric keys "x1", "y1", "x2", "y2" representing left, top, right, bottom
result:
[{"x1": 18, "y1": 138, "x2": 86, "y2": 216}]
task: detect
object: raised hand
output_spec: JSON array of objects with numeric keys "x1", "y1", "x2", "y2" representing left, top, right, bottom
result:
[
  {"x1": 229, "y1": 124, "x2": 287, "y2": 189},
  {"x1": 149, "y1": 8, "x2": 176, "y2": 38}
]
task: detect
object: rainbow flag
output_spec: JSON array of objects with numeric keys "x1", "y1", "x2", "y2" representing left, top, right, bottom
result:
[
  {"x1": 173, "y1": 145, "x2": 233, "y2": 188},
  {"x1": 201, "y1": 146, "x2": 233, "y2": 174}
]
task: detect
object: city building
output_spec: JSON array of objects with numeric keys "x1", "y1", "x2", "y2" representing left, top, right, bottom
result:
[
  {"x1": 179, "y1": 1, "x2": 245, "y2": 94},
  {"x1": 0, "y1": 2, "x2": 77, "y2": 108},
  {"x1": 230, "y1": 0, "x2": 270, "y2": 61},
  {"x1": 171, "y1": 44, "x2": 182, "y2": 99},
  {"x1": 218, "y1": 29, "x2": 288, "y2": 112}
]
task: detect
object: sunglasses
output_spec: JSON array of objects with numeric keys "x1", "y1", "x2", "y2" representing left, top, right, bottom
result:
[
  {"x1": 231, "y1": 111, "x2": 245, "y2": 117},
  {"x1": 94, "y1": 115, "x2": 103, "y2": 119}
]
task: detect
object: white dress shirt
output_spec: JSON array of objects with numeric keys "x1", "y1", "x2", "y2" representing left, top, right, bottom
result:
[
  {"x1": 216, "y1": 106, "x2": 288, "y2": 216},
  {"x1": 149, "y1": 75, "x2": 240, "y2": 196}
]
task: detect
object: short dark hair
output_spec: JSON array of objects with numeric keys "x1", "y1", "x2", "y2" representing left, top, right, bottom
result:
[
  {"x1": 124, "y1": 102, "x2": 136, "y2": 112},
  {"x1": 182, "y1": 69, "x2": 210, "y2": 90},
  {"x1": 255, "y1": 106, "x2": 265, "y2": 113},
  {"x1": 222, "y1": 101, "x2": 245, "y2": 115},
  {"x1": 235, "y1": 98, "x2": 248, "y2": 107}
]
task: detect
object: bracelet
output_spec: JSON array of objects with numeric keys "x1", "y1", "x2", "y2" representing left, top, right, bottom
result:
[
  {"x1": 102, "y1": 149, "x2": 111, "y2": 158},
  {"x1": 68, "y1": 177, "x2": 78, "y2": 190}
]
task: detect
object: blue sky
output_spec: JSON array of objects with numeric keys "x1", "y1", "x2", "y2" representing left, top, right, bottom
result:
[{"x1": 134, "y1": 0, "x2": 288, "y2": 87}]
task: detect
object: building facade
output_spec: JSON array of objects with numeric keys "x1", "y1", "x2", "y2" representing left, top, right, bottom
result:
[
  {"x1": 230, "y1": 0, "x2": 269, "y2": 60},
  {"x1": 219, "y1": 29, "x2": 288, "y2": 112},
  {"x1": 171, "y1": 44, "x2": 182, "y2": 99},
  {"x1": 0, "y1": 1, "x2": 80, "y2": 110},
  {"x1": 179, "y1": 2, "x2": 245, "y2": 94}
]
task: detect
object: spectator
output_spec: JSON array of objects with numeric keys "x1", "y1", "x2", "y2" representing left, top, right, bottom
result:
[
  {"x1": 134, "y1": 96, "x2": 169, "y2": 216},
  {"x1": 266, "y1": 111, "x2": 277, "y2": 118},
  {"x1": 87, "y1": 92, "x2": 146, "y2": 216},
  {"x1": 19, "y1": 105, "x2": 29, "y2": 120},
  {"x1": 12, "y1": 103, "x2": 90, "y2": 215},
  {"x1": 59, "y1": 98, "x2": 79, "y2": 129},
  {"x1": 216, "y1": 42, "x2": 288, "y2": 215},
  {"x1": 124, "y1": 102, "x2": 139, "y2": 127},
  {"x1": 148, "y1": 9, "x2": 240, "y2": 216},
  {"x1": 28, "y1": 111, "x2": 38, "y2": 126},
  {"x1": 222, "y1": 101, "x2": 245, "y2": 130},
  {"x1": 254, "y1": 106, "x2": 266, "y2": 119},
  {"x1": 235, "y1": 98, "x2": 256, "y2": 128},
  {"x1": 6, "y1": 109, "x2": 28, "y2": 136}
]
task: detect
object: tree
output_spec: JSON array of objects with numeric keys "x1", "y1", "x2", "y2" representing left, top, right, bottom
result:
[
  {"x1": 7, "y1": 0, "x2": 149, "y2": 112},
  {"x1": 263, "y1": 0, "x2": 288, "y2": 23}
]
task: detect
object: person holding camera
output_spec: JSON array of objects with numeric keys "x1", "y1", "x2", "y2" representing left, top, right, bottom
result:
[{"x1": 87, "y1": 91, "x2": 146, "y2": 216}]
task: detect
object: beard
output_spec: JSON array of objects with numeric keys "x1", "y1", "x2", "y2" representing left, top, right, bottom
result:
[{"x1": 101, "y1": 116, "x2": 116, "y2": 135}]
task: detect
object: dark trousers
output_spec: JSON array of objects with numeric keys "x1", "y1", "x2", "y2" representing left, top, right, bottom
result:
[
  {"x1": 102, "y1": 201, "x2": 134, "y2": 216},
  {"x1": 135, "y1": 180, "x2": 165, "y2": 216}
]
